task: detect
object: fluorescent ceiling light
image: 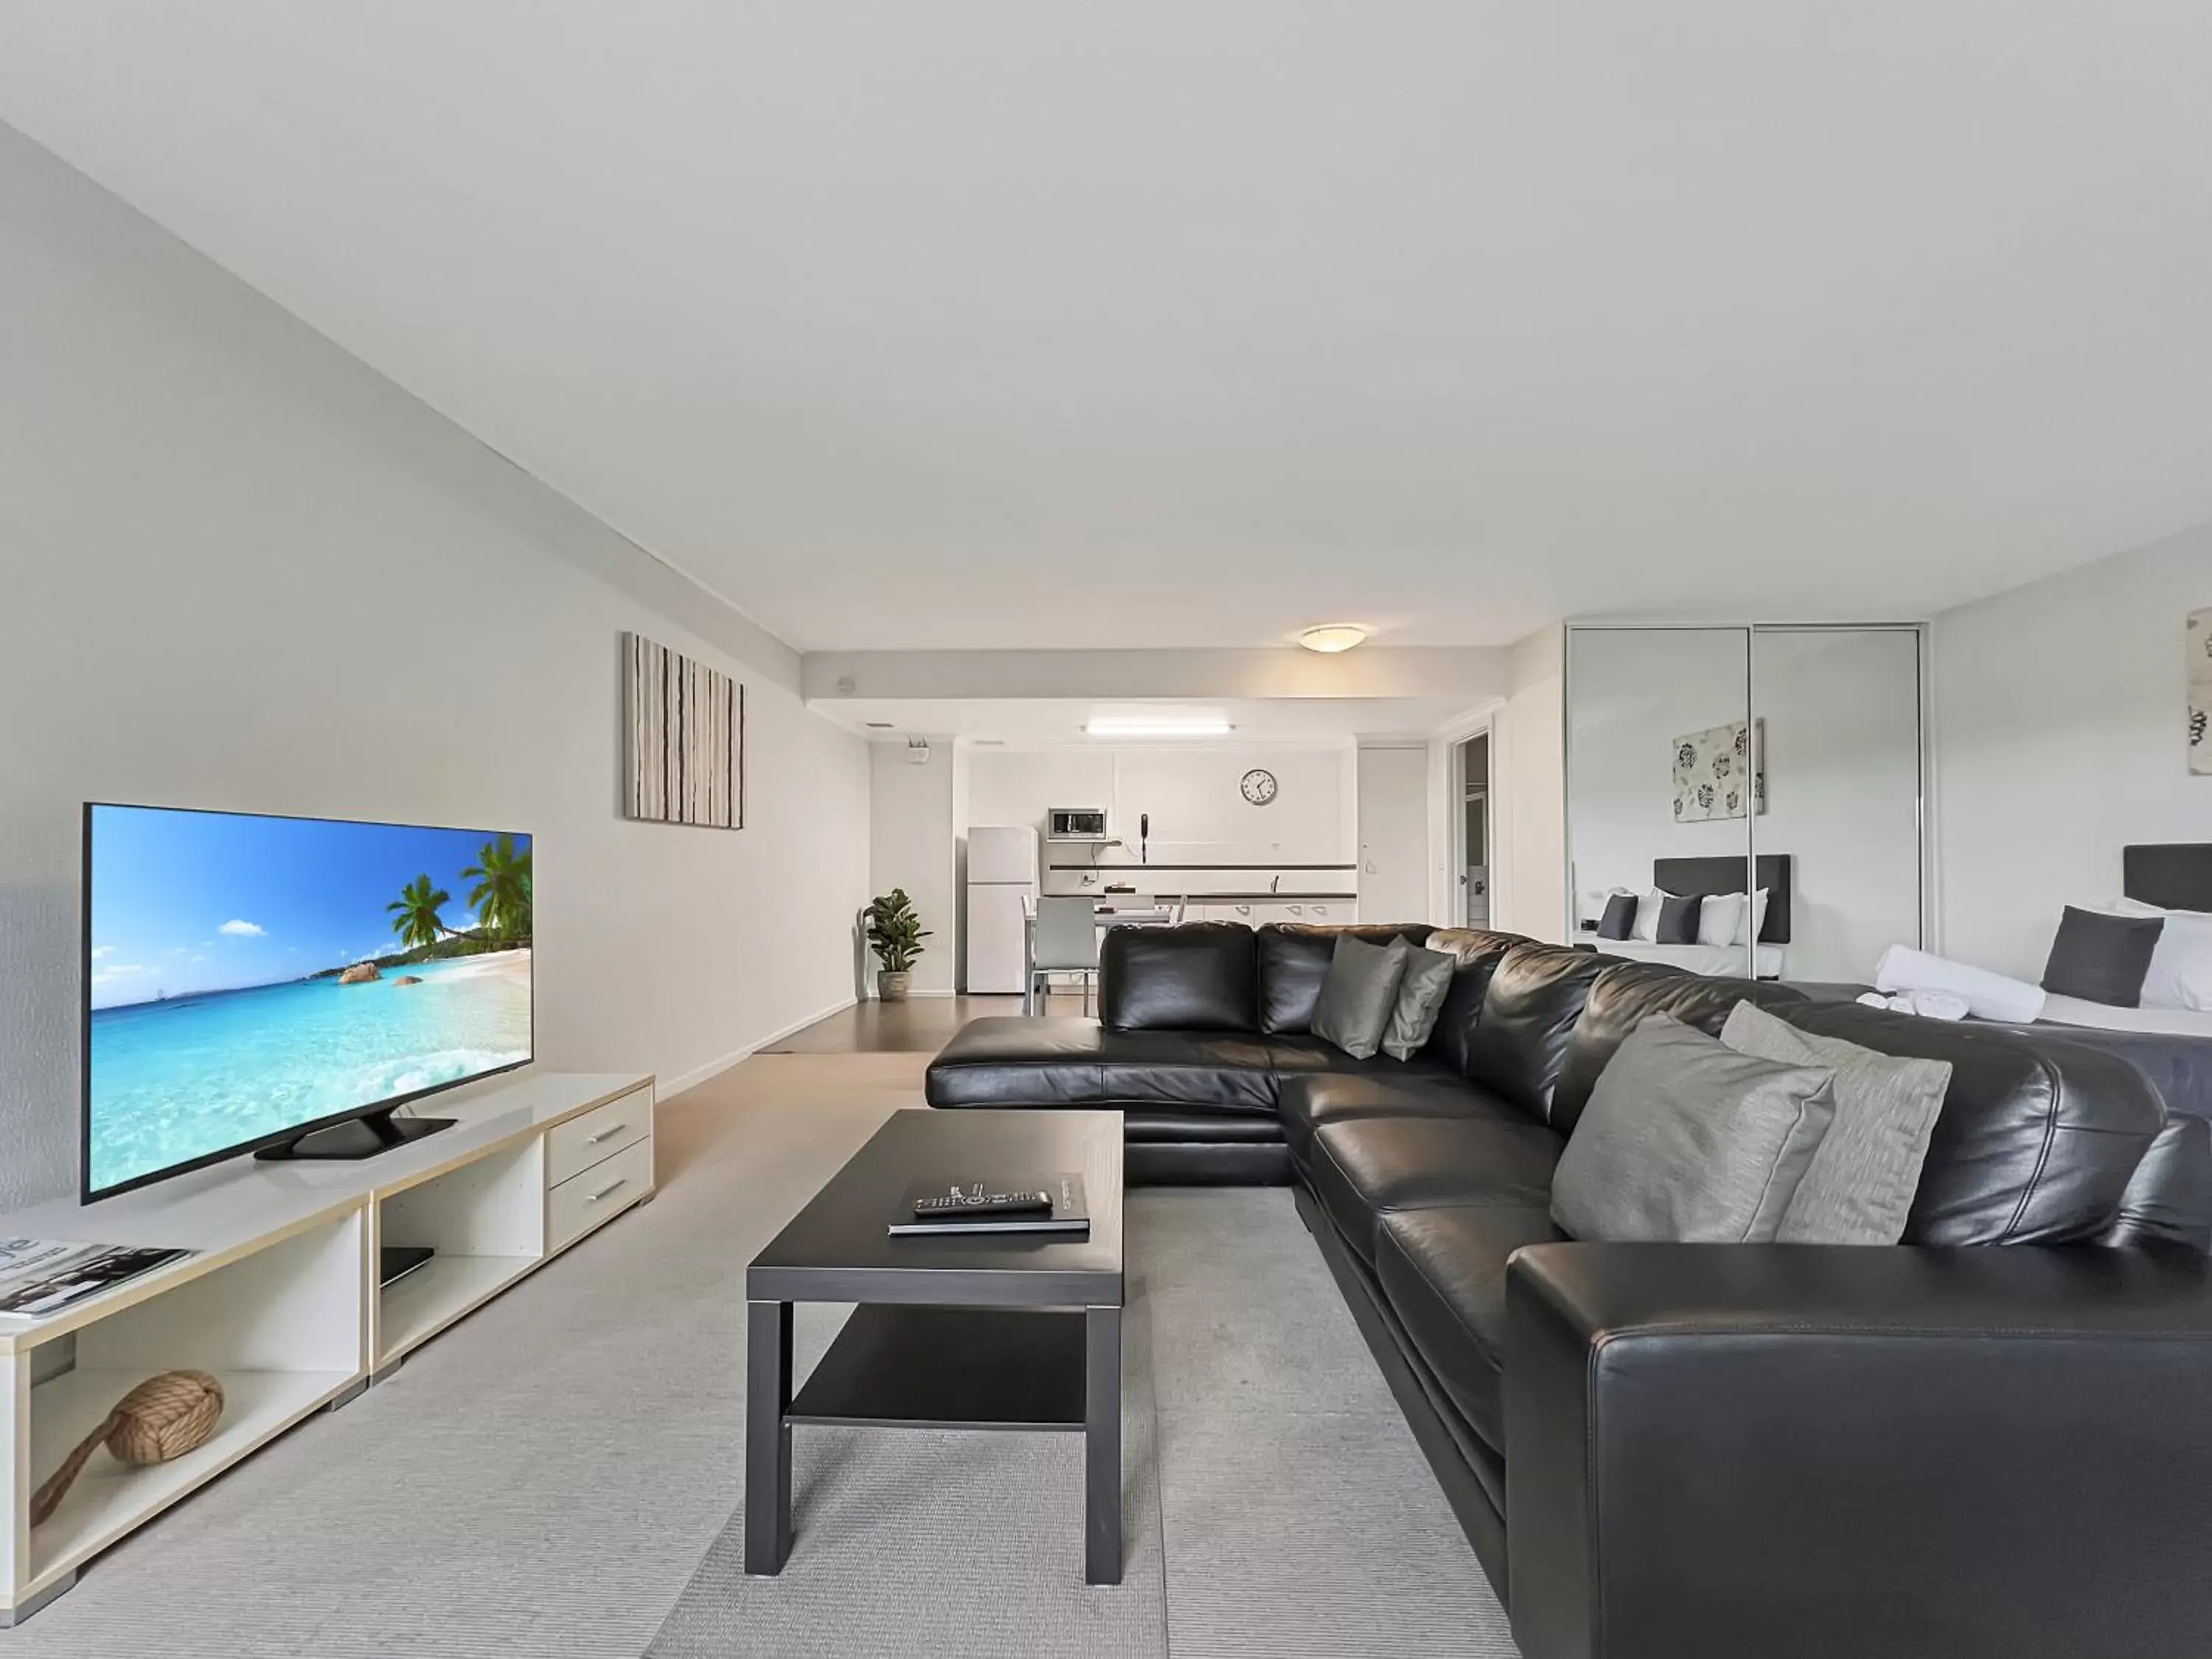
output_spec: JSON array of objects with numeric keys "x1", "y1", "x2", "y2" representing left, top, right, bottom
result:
[
  {"x1": 1084, "y1": 717, "x2": 1234, "y2": 739},
  {"x1": 1298, "y1": 624, "x2": 1370, "y2": 653}
]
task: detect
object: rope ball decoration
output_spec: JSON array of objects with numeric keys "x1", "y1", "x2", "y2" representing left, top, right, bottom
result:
[{"x1": 30, "y1": 1370, "x2": 225, "y2": 1527}]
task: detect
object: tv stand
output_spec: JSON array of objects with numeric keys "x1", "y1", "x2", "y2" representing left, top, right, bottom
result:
[
  {"x1": 254, "y1": 1107, "x2": 455, "y2": 1163},
  {"x1": 0, "y1": 1070, "x2": 653, "y2": 1624}
]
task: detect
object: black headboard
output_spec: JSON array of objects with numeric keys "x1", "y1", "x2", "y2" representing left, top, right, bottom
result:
[
  {"x1": 1653, "y1": 854, "x2": 1793, "y2": 945},
  {"x1": 2124, "y1": 844, "x2": 2212, "y2": 912}
]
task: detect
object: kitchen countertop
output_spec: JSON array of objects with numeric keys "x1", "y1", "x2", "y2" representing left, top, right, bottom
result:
[{"x1": 1091, "y1": 891, "x2": 1359, "y2": 902}]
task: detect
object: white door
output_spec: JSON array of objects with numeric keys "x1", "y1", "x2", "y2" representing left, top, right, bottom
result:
[
  {"x1": 1357, "y1": 745, "x2": 1431, "y2": 925},
  {"x1": 965, "y1": 883, "x2": 1032, "y2": 994}
]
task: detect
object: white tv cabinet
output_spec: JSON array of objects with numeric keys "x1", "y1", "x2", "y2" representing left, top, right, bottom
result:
[{"x1": 0, "y1": 1069, "x2": 654, "y2": 1624}]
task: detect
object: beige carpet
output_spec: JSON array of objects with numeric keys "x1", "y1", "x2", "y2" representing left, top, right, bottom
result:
[{"x1": 1, "y1": 1051, "x2": 1515, "y2": 1658}]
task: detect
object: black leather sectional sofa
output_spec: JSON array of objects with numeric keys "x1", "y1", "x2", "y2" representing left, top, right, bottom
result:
[{"x1": 927, "y1": 922, "x2": 2212, "y2": 1659}]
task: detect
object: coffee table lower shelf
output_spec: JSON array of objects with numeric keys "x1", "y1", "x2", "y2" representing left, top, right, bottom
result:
[
  {"x1": 746, "y1": 1300, "x2": 1123, "y2": 1584},
  {"x1": 789, "y1": 1305, "x2": 1086, "y2": 1430}
]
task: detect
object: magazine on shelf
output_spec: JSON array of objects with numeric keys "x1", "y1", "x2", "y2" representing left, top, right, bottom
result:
[
  {"x1": 0, "y1": 1237, "x2": 194, "y2": 1318},
  {"x1": 889, "y1": 1173, "x2": 1091, "y2": 1237}
]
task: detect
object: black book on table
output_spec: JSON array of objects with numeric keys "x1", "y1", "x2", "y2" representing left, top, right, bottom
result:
[{"x1": 888, "y1": 1173, "x2": 1091, "y2": 1237}]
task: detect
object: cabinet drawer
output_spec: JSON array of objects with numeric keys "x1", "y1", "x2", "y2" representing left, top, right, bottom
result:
[
  {"x1": 546, "y1": 1089, "x2": 651, "y2": 1187},
  {"x1": 548, "y1": 1135, "x2": 653, "y2": 1252}
]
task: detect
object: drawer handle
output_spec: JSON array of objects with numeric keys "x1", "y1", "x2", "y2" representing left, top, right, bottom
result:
[
  {"x1": 585, "y1": 1121, "x2": 630, "y2": 1145},
  {"x1": 586, "y1": 1177, "x2": 630, "y2": 1204}
]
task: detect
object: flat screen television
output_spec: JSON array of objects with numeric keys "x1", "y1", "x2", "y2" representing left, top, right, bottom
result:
[{"x1": 83, "y1": 804, "x2": 534, "y2": 1201}]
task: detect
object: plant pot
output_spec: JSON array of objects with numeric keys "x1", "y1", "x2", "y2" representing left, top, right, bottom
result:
[{"x1": 877, "y1": 970, "x2": 912, "y2": 1002}]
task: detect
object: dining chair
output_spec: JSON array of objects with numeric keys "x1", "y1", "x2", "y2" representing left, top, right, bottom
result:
[{"x1": 1030, "y1": 895, "x2": 1102, "y2": 1015}]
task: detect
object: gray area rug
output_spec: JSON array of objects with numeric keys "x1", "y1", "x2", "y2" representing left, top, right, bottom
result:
[
  {"x1": 648, "y1": 1189, "x2": 1518, "y2": 1658},
  {"x1": 0, "y1": 1062, "x2": 1516, "y2": 1659}
]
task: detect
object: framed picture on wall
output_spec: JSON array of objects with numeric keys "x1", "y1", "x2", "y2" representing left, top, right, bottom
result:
[
  {"x1": 624, "y1": 632, "x2": 745, "y2": 829},
  {"x1": 1672, "y1": 719, "x2": 1766, "y2": 822},
  {"x1": 2190, "y1": 609, "x2": 2211, "y2": 776}
]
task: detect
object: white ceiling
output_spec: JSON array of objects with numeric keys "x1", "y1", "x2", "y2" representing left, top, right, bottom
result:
[{"x1": 7, "y1": 4, "x2": 2212, "y2": 650}]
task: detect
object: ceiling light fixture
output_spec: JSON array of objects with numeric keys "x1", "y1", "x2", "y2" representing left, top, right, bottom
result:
[
  {"x1": 1084, "y1": 717, "x2": 1234, "y2": 739},
  {"x1": 1298, "y1": 625, "x2": 1369, "y2": 654}
]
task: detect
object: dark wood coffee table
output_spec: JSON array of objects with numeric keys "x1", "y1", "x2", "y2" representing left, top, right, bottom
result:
[{"x1": 744, "y1": 1108, "x2": 1126, "y2": 1584}]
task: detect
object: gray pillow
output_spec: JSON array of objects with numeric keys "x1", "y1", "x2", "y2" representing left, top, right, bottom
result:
[
  {"x1": 1382, "y1": 944, "x2": 1456, "y2": 1061},
  {"x1": 1719, "y1": 1001, "x2": 1951, "y2": 1245},
  {"x1": 1311, "y1": 936, "x2": 1412, "y2": 1061},
  {"x1": 1552, "y1": 1016, "x2": 1837, "y2": 1243}
]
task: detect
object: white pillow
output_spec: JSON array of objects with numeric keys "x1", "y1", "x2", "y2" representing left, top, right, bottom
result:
[
  {"x1": 1696, "y1": 892, "x2": 1747, "y2": 947},
  {"x1": 2104, "y1": 898, "x2": 2212, "y2": 1010},
  {"x1": 1745, "y1": 886, "x2": 1771, "y2": 945},
  {"x1": 1632, "y1": 890, "x2": 1666, "y2": 942}
]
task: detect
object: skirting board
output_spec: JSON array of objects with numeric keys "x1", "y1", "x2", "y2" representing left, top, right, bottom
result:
[{"x1": 659, "y1": 995, "x2": 858, "y2": 1099}]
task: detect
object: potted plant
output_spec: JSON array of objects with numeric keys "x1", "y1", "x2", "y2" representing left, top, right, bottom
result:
[{"x1": 866, "y1": 888, "x2": 931, "y2": 1001}]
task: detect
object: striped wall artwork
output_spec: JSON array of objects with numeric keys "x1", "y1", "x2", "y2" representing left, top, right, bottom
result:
[{"x1": 625, "y1": 633, "x2": 744, "y2": 829}]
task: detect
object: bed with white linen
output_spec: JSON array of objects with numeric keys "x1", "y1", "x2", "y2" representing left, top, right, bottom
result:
[
  {"x1": 2037, "y1": 995, "x2": 2212, "y2": 1037},
  {"x1": 1990, "y1": 843, "x2": 2212, "y2": 1123}
]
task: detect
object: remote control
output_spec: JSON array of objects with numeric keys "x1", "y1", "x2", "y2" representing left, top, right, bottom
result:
[{"x1": 913, "y1": 1188, "x2": 1052, "y2": 1218}]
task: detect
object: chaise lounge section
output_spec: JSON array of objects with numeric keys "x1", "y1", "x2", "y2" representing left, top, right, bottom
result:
[{"x1": 925, "y1": 921, "x2": 2212, "y2": 1659}]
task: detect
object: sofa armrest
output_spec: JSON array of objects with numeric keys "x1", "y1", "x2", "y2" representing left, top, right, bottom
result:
[{"x1": 1504, "y1": 1241, "x2": 2212, "y2": 1659}]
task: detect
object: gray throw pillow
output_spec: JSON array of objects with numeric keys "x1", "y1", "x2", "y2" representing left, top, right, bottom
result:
[
  {"x1": 1551, "y1": 1016, "x2": 1837, "y2": 1243},
  {"x1": 1719, "y1": 1001, "x2": 1951, "y2": 1245},
  {"x1": 1311, "y1": 936, "x2": 1412, "y2": 1061},
  {"x1": 1382, "y1": 944, "x2": 1456, "y2": 1061}
]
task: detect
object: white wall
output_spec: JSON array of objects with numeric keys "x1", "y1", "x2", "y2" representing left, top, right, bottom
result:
[
  {"x1": 1565, "y1": 627, "x2": 1922, "y2": 981},
  {"x1": 964, "y1": 744, "x2": 1356, "y2": 870},
  {"x1": 1492, "y1": 625, "x2": 1568, "y2": 940},
  {"x1": 869, "y1": 739, "x2": 957, "y2": 995},
  {"x1": 0, "y1": 124, "x2": 870, "y2": 1207},
  {"x1": 1935, "y1": 522, "x2": 2212, "y2": 979}
]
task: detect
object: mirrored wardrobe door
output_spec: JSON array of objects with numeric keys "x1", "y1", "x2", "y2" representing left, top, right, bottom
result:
[
  {"x1": 1566, "y1": 627, "x2": 1754, "y2": 978},
  {"x1": 1747, "y1": 626, "x2": 1924, "y2": 986}
]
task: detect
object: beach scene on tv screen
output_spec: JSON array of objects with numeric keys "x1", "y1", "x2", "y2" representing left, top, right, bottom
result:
[{"x1": 87, "y1": 806, "x2": 533, "y2": 1195}]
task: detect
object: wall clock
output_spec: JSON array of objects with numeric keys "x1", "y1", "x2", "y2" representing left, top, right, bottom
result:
[{"x1": 1240, "y1": 768, "x2": 1279, "y2": 807}]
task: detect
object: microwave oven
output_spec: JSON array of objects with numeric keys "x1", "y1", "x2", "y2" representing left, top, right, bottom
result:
[{"x1": 1047, "y1": 807, "x2": 1110, "y2": 841}]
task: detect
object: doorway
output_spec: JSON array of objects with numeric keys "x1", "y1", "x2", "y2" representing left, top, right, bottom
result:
[{"x1": 1453, "y1": 732, "x2": 1491, "y2": 928}]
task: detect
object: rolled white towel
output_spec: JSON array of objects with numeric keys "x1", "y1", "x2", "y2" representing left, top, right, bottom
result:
[
  {"x1": 1874, "y1": 945, "x2": 2045, "y2": 1024},
  {"x1": 1899, "y1": 988, "x2": 1970, "y2": 1021}
]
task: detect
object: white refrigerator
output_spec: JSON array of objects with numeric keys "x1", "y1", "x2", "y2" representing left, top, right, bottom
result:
[{"x1": 965, "y1": 825, "x2": 1038, "y2": 994}]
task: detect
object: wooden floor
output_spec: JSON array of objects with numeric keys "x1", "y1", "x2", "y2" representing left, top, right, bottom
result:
[{"x1": 762, "y1": 992, "x2": 1087, "y2": 1054}]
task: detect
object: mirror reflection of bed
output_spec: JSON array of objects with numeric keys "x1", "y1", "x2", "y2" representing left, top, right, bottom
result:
[{"x1": 1590, "y1": 855, "x2": 1793, "y2": 980}]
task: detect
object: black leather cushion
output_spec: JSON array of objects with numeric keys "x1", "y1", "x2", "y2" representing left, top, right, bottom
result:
[
  {"x1": 1422, "y1": 930, "x2": 1528, "y2": 1076},
  {"x1": 1099, "y1": 1029, "x2": 1281, "y2": 1115},
  {"x1": 1777, "y1": 1002, "x2": 2168, "y2": 1244},
  {"x1": 1256, "y1": 923, "x2": 1434, "y2": 1034},
  {"x1": 1279, "y1": 1071, "x2": 1526, "y2": 1166},
  {"x1": 1461, "y1": 944, "x2": 1611, "y2": 1126},
  {"x1": 1551, "y1": 962, "x2": 1809, "y2": 1135},
  {"x1": 1310, "y1": 1115, "x2": 1565, "y2": 1266},
  {"x1": 1099, "y1": 922, "x2": 1259, "y2": 1032},
  {"x1": 1377, "y1": 1204, "x2": 1562, "y2": 1455},
  {"x1": 925, "y1": 1018, "x2": 1280, "y2": 1114},
  {"x1": 2096, "y1": 1116, "x2": 2212, "y2": 1252},
  {"x1": 1263, "y1": 1034, "x2": 1458, "y2": 1088},
  {"x1": 926, "y1": 1017, "x2": 1107, "y2": 1107}
]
